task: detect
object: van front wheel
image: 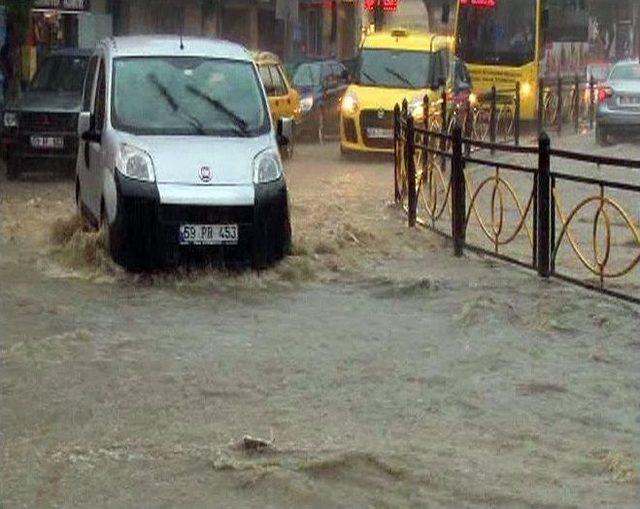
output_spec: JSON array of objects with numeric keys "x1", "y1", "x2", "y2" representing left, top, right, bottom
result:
[{"x1": 101, "y1": 201, "x2": 148, "y2": 272}]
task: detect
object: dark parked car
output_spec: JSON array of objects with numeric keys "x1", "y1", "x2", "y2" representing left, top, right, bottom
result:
[
  {"x1": 292, "y1": 59, "x2": 349, "y2": 142},
  {"x1": 2, "y1": 48, "x2": 91, "y2": 179}
]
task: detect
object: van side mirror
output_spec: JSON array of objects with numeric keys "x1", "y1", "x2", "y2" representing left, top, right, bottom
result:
[
  {"x1": 277, "y1": 117, "x2": 293, "y2": 148},
  {"x1": 441, "y1": 3, "x2": 450, "y2": 25},
  {"x1": 77, "y1": 111, "x2": 92, "y2": 137},
  {"x1": 78, "y1": 111, "x2": 101, "y2": 144}
]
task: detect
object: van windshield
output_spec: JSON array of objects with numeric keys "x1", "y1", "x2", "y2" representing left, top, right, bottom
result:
[
  {"x1": 357, "y1": 49, "x2": 433, "y2": 89},
  {"x1": 112, "y1": 57, "x2": 270, "y2": 137}
]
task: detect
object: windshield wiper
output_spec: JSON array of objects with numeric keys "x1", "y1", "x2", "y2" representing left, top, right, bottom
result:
[
  {"x1": 360, "y1": 70, "x2": 378, "y2": 85},
  {"x1": 147, "y1": 74, "x2": 206, "y2": 135},
  {"x1": 384, "y1": 67, "x2": 414, "y2": 88},
  {"x1": 185, "y1": 85, "x2": 249, "y2": 136}
]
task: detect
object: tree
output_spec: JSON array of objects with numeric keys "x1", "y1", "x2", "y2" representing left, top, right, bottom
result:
[
  {"x1": 5, "y1": 0, "x2": 34, "y2": 96},
  {"x1": 422, "y1": 0, "x2": 454, "y2": 32}
]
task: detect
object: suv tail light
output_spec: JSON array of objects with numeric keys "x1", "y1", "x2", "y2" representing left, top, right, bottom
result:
[{"x1": 598, "y1": 86, "x2": 613, "y2": 103}]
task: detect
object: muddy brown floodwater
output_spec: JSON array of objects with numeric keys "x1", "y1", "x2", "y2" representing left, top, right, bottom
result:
[{"x1": 1, "y1": 140, "x2": 639, "y2": 508}]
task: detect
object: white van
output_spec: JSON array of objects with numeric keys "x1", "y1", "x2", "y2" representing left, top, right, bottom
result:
[{"x1": 76, "y1": 36, "x2": 292, "y2": 270}]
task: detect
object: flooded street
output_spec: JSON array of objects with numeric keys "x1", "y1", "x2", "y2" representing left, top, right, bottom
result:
[{"x1": 1, "y1": 141, "x2": 639, "y2": 508}]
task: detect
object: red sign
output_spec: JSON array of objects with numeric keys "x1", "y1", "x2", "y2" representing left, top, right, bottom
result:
[
  {"x1": 364, "y1": 0, "x2": 399, "y2": 12},
  {"x1": 460, "y1": 0, "x2": 497, "y2": 7}
]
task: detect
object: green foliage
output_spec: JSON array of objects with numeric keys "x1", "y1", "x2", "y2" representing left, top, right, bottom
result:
[{"x1": 6, "y1": 0, "x2": 34, "y2": 44}]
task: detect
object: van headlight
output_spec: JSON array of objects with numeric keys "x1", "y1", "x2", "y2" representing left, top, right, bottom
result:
[
  {"x1": 117, "y1": 144, "x2": 156, "y2": 182},
  {"x1": 3, "y1": 112, "x2": 18, "y2": 128},
  {"x1": 253, "y1": 148, "x2": 283, "y2": 184},
  {"x1": 300, "y1": 96, "x2": 314, "y2": 113},
  {"x1": 341, "y1": 93, "x2": 358, "y2": 115}
]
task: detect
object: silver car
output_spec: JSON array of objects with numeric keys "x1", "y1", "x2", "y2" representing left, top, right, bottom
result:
[{"x1": 596, "y1": 60, "x2": 640, "y2": 146}]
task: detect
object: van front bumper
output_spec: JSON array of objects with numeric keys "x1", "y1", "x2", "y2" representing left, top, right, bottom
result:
[{"x1": 113, "y1": 173, "x2": 290, "y2": 265}]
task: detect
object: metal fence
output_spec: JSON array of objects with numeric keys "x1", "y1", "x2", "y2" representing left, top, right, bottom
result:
[
  {"x1": 422, "y1": 76, "x2": 602, "y2": 151},
  {"x1": 394, "y1": 104, "x2": 640, "y2": 305},
  {"x1": 421, "y1": 84, "x2": 522, "y2": 149},
  {"x1": 537, "y1": 76, "x2": 600, "y2": 135}
]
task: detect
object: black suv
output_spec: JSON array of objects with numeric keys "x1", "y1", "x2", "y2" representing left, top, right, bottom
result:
[{"x1": 2, "y1": 49, "x2": 91, "y2": 180}]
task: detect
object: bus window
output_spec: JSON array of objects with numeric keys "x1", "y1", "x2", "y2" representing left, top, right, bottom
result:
[{"x1": 456, "y1": 0, "x2": 536, "y2": 67}]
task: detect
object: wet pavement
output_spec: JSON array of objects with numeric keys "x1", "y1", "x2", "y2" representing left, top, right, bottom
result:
[{"x1": 1, "y1": 138, "x2": 639, "y2": 508}]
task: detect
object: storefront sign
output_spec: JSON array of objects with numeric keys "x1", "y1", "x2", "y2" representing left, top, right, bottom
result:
[{"x1": 32, "y1": 0, "x2": 90, "y2": 12}]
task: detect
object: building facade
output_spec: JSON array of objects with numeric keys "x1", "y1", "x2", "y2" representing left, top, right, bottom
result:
[
  {"x1": 587, "y1": 0, "x2": 639, "y2": 60},
  {"x1": 111, "y1": 0, "x2": 360, "y2": 61}
]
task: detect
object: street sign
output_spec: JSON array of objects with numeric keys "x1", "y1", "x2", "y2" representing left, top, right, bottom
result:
[{"x1": 32, "y1": 0, "x2": 90, "y2": 12}]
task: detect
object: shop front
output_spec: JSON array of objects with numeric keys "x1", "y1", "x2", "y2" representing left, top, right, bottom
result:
[{"x1": 31, "y1": 0, "x2": 90, "y2": 50}]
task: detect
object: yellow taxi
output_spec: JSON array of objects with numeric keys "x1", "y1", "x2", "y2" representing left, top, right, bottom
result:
[
  {"x1": 340, "y1": 29, "x2": 453, "y2": 155},
  {"x1": 254, "y1": 51, "x2": 300, "y2": 157}
]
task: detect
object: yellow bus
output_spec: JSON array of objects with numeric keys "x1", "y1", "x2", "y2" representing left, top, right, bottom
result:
[{"x1": 454, "y1": 0, "x2": 590, "y2": 120}]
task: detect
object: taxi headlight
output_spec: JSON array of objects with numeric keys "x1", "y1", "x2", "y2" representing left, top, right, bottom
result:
[
  {"x1": 408, "y1": 97, "x2": 425, "y2": 119},
  {"x1": 117, "y1": 144, "x2": 156, "y2": 182},
  {"x1": 521, "y1": 82, "x2": 532, "y2": 97},
  {"x1": 341, "y1": 93, "x2": 358, "y2": 115},
  {"x1": 3, "y1": 112, "x2": 18, "y2": 128},
  {"x1": 253, "y1": 148, "x2": 283, "y2": 184}
]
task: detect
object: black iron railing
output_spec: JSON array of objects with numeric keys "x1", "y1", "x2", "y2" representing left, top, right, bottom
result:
[
  {"x1": 537, "y1": 75, "x2": 600, "y2": 135},
  {"x1": 394, "y1": 104, "x2": 640, "y2": 305}
]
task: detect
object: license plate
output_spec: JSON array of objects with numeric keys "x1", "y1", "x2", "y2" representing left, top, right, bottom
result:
[
  {"x1": 179, "y1": 224, "x2": 238, "y2": 246},
  {"x1": 30, "y1": 136, "x2": 64, "y2": 149},
  {"x1": 366, "y1": 127, "x2": 393, "y2": 139}
]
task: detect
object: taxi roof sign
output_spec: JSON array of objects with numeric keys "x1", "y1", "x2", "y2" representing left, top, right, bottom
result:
[{"x1": 390, "y1": 28, "x2": 409, "y2": 38}]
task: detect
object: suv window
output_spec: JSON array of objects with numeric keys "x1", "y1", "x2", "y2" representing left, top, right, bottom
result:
[
  {"x1": 332, "y1": 63, "x2": 348, "y2": 83},
  {"x1": 83, "y1": 55, "x2": 99, "y2": 111},
  {"x1": 30, "y1": 55, "x2": 90, "y2": 93}
]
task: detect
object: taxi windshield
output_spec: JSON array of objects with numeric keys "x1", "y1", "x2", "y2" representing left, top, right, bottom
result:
[
  {"x1": 112, "y1": 57, "x2": 270, "y2": 137},
  {"x1": 357, "y1": 49, "x2": 433, "y2": 89}
]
